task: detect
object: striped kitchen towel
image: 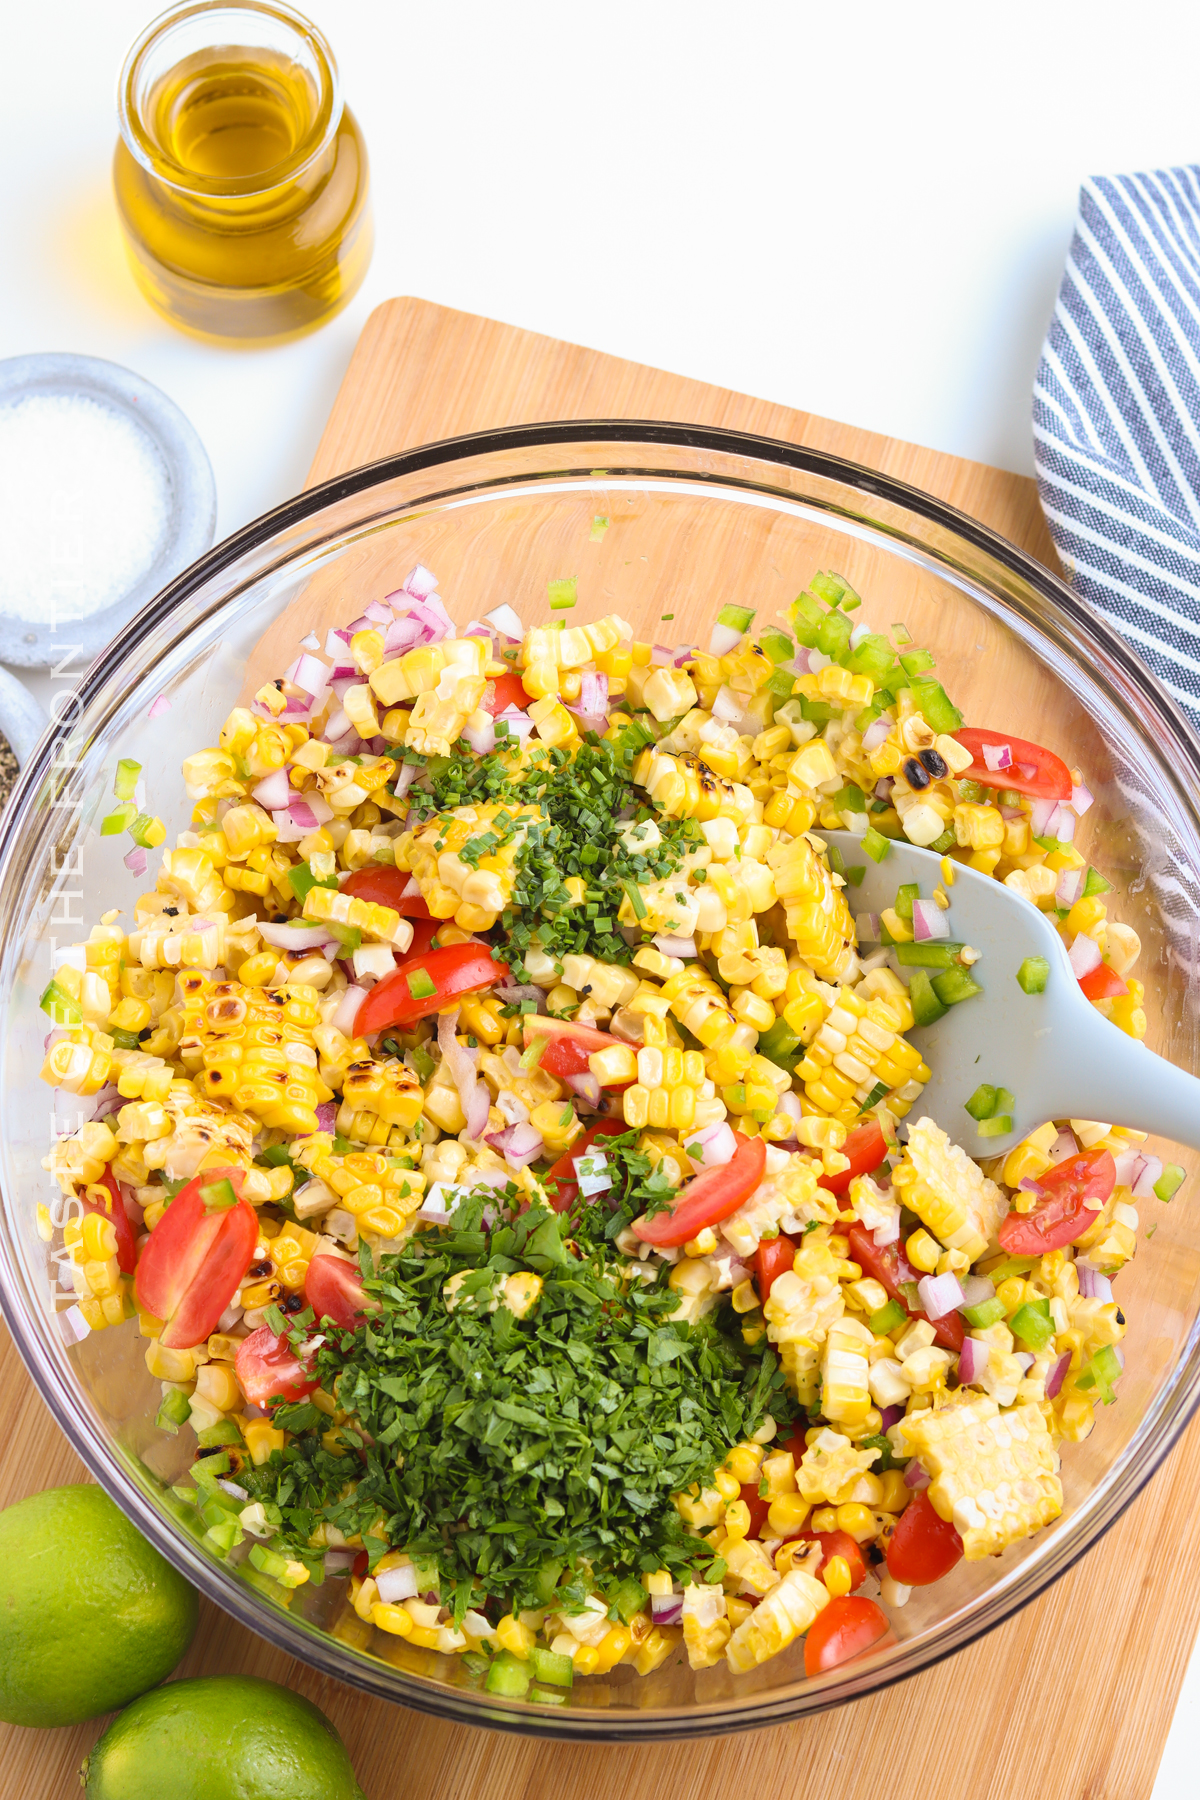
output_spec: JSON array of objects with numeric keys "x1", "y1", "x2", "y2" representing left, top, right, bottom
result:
[{"x1": 1033, "y1": 165, "x2": 1200, "y2": 728}]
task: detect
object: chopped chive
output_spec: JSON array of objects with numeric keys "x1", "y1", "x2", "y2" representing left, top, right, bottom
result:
[
  {"x1": 622, "y1": 880, "x2": 647, "y2": 921},
  {"x1": 858, "y1": 1080, "x2": 889, "y2": 1112}
]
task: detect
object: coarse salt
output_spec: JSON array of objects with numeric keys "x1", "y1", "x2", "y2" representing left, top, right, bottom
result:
[{"x1": 0, "y1": 393, "x2": 170, "y2": 622}]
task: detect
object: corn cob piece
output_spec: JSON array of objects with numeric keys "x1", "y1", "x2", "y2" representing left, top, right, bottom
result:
[
  {"x1": 126, "y1": 911, "x2": 228, "y2": 971},
  {"x1": 301, "y1": 883, "x2": 414, "y2": 950},
  {"x1": 40, "y1": 1025, "x2": 116, "y2": 1096},
  {"x1": 762, "y1": 1240, "x2": 849, "y2": 1408},
  {"x1": 821, "y1": 1313, "x2": 875, "y2": 1425},
  {"x1": 340, "y1": 1056, "x2": 424, "y2": 1131},
  {"x1": 633, "y1": 746, "x2": 753, "y2": 826},
  {"x1": 179, "y1": 975, "x2": 330, "y2": 1136},
  {"x1": 622, "y1": 1021, "x2": 707, "y2": 1130},
  {"x1": 724, "y1": 1563, "x2": 829, "y2": 1672},
  {"x1": 395, "y1": 803, "x2": 541, "y2": 932},
  {"x1": 901, "y1": 1395, "x2": 1062, "y2": 1560},
  {"x1": 795, "y1": 1428, "x2": 882, "y2": 1506},
  {"x1": 41, "y1": 1121, "x2": 119, "y2": 1192},
  {"x1": 892, "y1": 1117, "x2": 1006, "y2": 1262},
  {"x1": 794, "y1": 988, "x2": 929, "y2": 1124},
  {"x1": 681, "y1": 1583, "x2": 730, "y2": 1669},
  {"x1": 764, "y1": 834, "x2": 857, "y2": 983}
]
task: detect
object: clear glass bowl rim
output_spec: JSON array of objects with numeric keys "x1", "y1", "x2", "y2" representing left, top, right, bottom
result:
[{"x1": 4, "y1": 417, "x2": 1200, "y2": 1740}]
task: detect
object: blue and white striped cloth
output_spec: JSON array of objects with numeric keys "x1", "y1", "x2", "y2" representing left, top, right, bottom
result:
[{"x1": 1034, "y1": 166, "x2": 1200, "y2": 728}]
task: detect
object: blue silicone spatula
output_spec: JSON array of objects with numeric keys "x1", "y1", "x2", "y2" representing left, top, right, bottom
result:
[{"x1": 824, "y1": 830, "x2": 1200, "y2": 1157}]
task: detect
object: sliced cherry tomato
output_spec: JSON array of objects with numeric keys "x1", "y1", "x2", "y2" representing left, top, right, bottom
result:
[
  {"x1": 754, "y1": 1232, "x2": 800, "y2": 1303},
  {"x1": 1078, "y1": 962, "x2": 1129, "y2": 1002},
  {"x1": 997, "y1": 1145, "x2": 1117, "y2": 1254},
  {"x1": 403, "y1": 915, "x2": 442, "y2": 960},
  {"x1": 817, "y1": 1119, "x2": 889, "y2": 1197},
  {"x1": 235, "y1": 1325, "x2": 320, "y2": 1409},
  {"x1": 522, "y1": 1015, "x2": 627, "y2": 1080},
  {"x1": 804, "y1": 1595, "x2": 892, "y2": 1676},
  {"x1": 354, "y1": 942, "x2": 508, "y2": 1035},
  {"x1": 484, "y1": 672, "x2": 532, "y2": 716},
  {"x1": 544, "y1": 1118, "x2": 629, "y2": 1213},
  {"x1": 134, "y1": 1166, "x2": 257, "y2": 1350},
  {"x1": 84, "y1": 1167, "x2": 138, "y2": 1275},
  {"x1": 885, "y1": 1488, "x2": 964, "y2": 1586},
  {"x1": 846, "y1": 1222, "x2": 963, "y2": 1352},
  {"x1": 633, "y1": 1133, "x2": 767, "y2": 1249},
  {"x1": 342, "y1": 866, "x2": 433, "y2": 918},
  {"x1": 952, "y1": 728, "x2": 1072, "y2": 801},
  {"x1": 304, "y1": 1254, "x2": 379, "y2": 1332},
  {"x1": 792, "y1": 1529, "x2": 868, "y2": 1592},
  {"x1": 739, "y1": 1484, "x2": 772, "y2": 1540}
]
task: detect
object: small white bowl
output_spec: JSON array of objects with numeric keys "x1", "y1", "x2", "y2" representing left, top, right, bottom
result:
[{"x1": 0, "y1": 353, "x2": 216, "y2": 671}]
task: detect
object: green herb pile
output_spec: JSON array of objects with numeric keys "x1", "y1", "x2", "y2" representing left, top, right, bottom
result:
[
  {"x1": 241, "y1": 1194, "x2": 791, "y2": 1617},
  {"x1": 402, "y1": 728, "x2": 700, "y2": 981}
]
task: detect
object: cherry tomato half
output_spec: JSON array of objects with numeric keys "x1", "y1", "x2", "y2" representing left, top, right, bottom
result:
[
  {"x1": 134, "y1": 1166, "x2": 257, "y2": 1350},
  {"x1": 235, "y1": 1325, "x2": 320, "y2": 1409},
  {"x1": 304, "y1": 1254, "x2": 379, "y2": 1332},
  {"x1": 804, "y1": 1596, "x2": 892, "y2": 1677},
  {"x1": 846, "y1": 1223, "x2": 964, "y2": 1352},
  {"x1": 754, "y1": 1232, "x2": 800, "y2": 1303},
  {"x1": 739, "y1": 1484, "x2": 772, "y2": 1540},
  {"x1": 545, "y1": 1118, "x2": 629, "y2": 1214},
  {"x1": 85, "y1": 1167, "x2": 138, "y2": 1275},
  {"x1": 522, "y1": 1015, "x2": 627, "y2": 1081},
  {"x1": 1078, "y1": 962, "x2": 1129, "y2": 1002},
  {"x1": 353, "y1": 942, "x2": 508, "y2": 1036},
  {"x1": 952, "y1": 728, "x2": 1072, "y2": 801},
  {"x1": 792, "y1": 1529, "x2": 868, "y2": 1592},
  {"x1": 997, "y1": 1145, "x2": 1117, "y2": 1254},
  {"x1": 817, "y1": 1119, "x2": 889, "y2": 1197},
  {"x1": 885, "y1": 1488, "x2": 964, "y2": 1586},
  {"x1": 484, "y1": 672, "x2": 532, "y2": 716},
  {"x1": 342, "y1": 866, "x2": 433, "y2": 918},
  {"x1": 633, "y1": 1133, "x2": 767, "y2": 1249}
]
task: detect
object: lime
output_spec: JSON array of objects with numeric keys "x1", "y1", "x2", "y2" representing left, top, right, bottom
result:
[
  {"x1": 0, "y1": 1483, "x2": 197, "y2": 1727},
  {"x1": 81, "y1": 1675, "x2": 365, "y2": 1800}
]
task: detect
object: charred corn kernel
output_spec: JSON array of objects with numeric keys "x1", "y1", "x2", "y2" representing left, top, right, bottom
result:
[
  {"x1": 902, "y1": 1395, "x2": 1062, "y2": 1558},
  {"x1": 823, "y1": 1556, "x2": 853, "y2": 1598},
  {"x1": 764, "y1": 834, "x2": 857, "y2": 983},
  {"x1": 181, "y1": 975, "x2": 328, "y2": 1135},
  {"x1": 877, "y1": 1469, "x2": 910, "y2": 1512},
  {"x1": 731, "y1": 987, "x2": 776, "y2": 1031},
  {"x1": 590, "y1": 1043, "x2": 639, "y2": 1086},
  {"x1": 594, "y1": 1624, "x2": 634, "y2": 1672},
  {"x1": 527, "y1": 693, "x2": 579, "y2": 747},
  {"x1": 1109, "y1": 978, "x2": 1147, "y2": 1039},
  {"x1": 1003, "y1": 1140, "x2": 1054, "y2": 1187},
  {"x1": 643, "y1": 666, "x2": 698, "y2": 721},
  {"x1": 893, "y1": 1117, "x2": 1005, "y2": 1263},
  {"x1": 341, "y1": 1056, "x2": 423, "y2": 1129},
  {"x1": 41, "y1": 1029, "x2": 114, "y2": 1097},
  {"x1": 995, "y1": 1277, "x2": 1027, "y2": 1316}
]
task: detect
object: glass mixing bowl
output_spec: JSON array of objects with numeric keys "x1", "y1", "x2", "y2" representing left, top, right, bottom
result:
[{"x1": 2, "y1": 423, "x2": 1199, "y2": 1739}]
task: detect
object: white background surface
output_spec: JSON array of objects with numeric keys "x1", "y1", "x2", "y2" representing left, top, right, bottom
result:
[{"x1": 2, "y1": 0, "x2": 1199, "y2": 1785}]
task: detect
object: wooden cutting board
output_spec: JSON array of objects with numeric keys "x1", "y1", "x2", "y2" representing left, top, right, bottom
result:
[{"x1": 4, "y1": 298, "x2": 1196, "y2": 1799}]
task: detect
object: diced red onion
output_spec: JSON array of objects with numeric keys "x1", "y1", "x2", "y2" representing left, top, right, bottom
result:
[
  {"x1": 981, "y1": 741, "x2": 1012, "y2": 773},
  {"x1": 672, "y1": 645, "x2": 697, "y2": 667},
  {"x1": 325, "y1": 627, "x2": 351, "y2": 657},
  {"x1": 711, "y1": 684, "x2": 746, "y2": 724},
  {"x1": 904, "y1": 1460, "x2": 932, "y2": 1489},
  {"x1": 439, "y1": 1010, "x2": 489, "y2": 1140},
  {"x1": 494, "y1": 984, "x2": 546, "y2": 1008},
  {"x1": 653, "y1": 933, "x2": 697, "y2": 958},
  {"x1": 362, "y1": 600, "x2": 392, "y2": 625},
  {"x1": 911, "y1": 898, "x2": 949, "y2": 942},
  {"x1": 496, "y1": 1089, "x2": 529, "y2": 1126},
  {"x1": 290, "y1": 653, "x2": 331, "y2": 698},
  {"x1": 1014, "y1": 1352, "x2": 1035, "y2": 1374},
  {"x1": 1047, "y1": 1128, "x2": 1079, "y2": 1164},
  {"x1": 325, "y1": 707, "x2": 351, "y2": 741},
  {"x1": 566, "y1": 1071, "x2": 602, "y2": 1111},
  {"x1": 484, "y1": 603, "x2": 524, "y2": 639},
  {"x1": 580, "y1": 671, "x2": 609, "y2": 716},
  {"x1": 1045, "y1": 803, "x2": 1076, "y2": 843},
  {"x1": 1132, "y1": 1154, "x2": 1163, "y2": 1200},
  {"x1": 1018, "y1": 1176, "x2": 1046, "y2": 1197},
  {"x1": 419, "y1": 592, "x2": 456, "y2": 637},
  {"x1": 495, "y1": 704, "x2": 534, "y2": 746},
  {"x1": 1071, "y1": 782, "x2": 1094, "y2": 816},
  {"x1": 315, "y1": 1101, "x2": 338, "y2": 1133},
  {"x1": 848, "y1": 622, "x2": 874, "y2": 652},
  {"x1": 376, "y1": 1562, "x2": 419, "y2": 1603},
  {"x1": 709, "y1": 622, "x2": 744, "y2": 657},
  {"x1": 392, "y1": 762, "x2": 419, "y2": 797},
  {"x1": 879, "y1": 1404, "x2": 905, "y2": 1431},
  {"x1": 855, "y1": 913, "x2": 881, "y2": 944},
  {"x1": 650, "y1": 645, "x2": 673, "y2": 666},
  {"x1": 124, "y1": 846, "x2": 147, "y2": 877},
  {"x1": 402, "y1": 563, "x2": 439, "y2": 599},
  {"x1": 957, "y1": 1274, "x2": 995, "y2": 1310},
  {"x1": 251, "y1": 767, "x2": 291, "y2": 811},
  {"x1": 917, "y1": 1272, "x2": 964, "y2": 1319},
  {"x1": 1068, "y1": 933, "x2": 1102, "y2": 977},
  {"x1": 485, "y1": 1122, "x2": 544, "y2": 1169},
  {"x1": 1055, "y1": 867, "x2": 1085, "y2": 907},
  {"x1": 258, "y1": 920, "x2": 330, "y2": 950},
  {"x1": 999, "y1": 804, "x2": 1024, "y2": 820},
  {"x1": 332, "y1": 985, "x2": 367, "y2": 1037},
  {"x1": 1029, "y1": 796, "x2": 1058, "y2": 837},
  {"x1": 1045, "y1": 1350, "x2": 1072, "y2": 1399},
  {"x1": 957, "y1": 1337, "x2": 988, "y2": 1384},
  {"x1": 299, "y1": 630, "x2": 322, "y2": 653},
  {"x1": 1113, "y1": 1346, "x2": 1125, "y2": 1371},
  {"x1": 684, "y1": 1121, "x2": 737, "y2": 1167},
  {"x1": 650, "y1": 1594, "x2": 683, "y2": 1625},
  {"x1": 343, "y1": 613, "x2": 372, "y2": 635},
  {"x1": 861, "y1": 716, "x2": 893, "y2": 754},
  {"x1": 1016, "y1": 763, "x2": 1037, "y2": 780},
  {"x1": 1076, "y1": 1260, "x2": 1113, "y2": 1302},
  {"x1": 774, "y1": 1090, "x2": 804, "y2": 1125},
  {"x1": 573, "y1": 1149, "x2": 612, "y2": 1195},
  {"x1": 148, "y1": 692, "x2": 171, "y2": 719},
  {"x1": 1112, "y1": 1148, "x2": 1141, "y2": 1188},
  {"x1": 463, "y1": 714, "x2": 495, "y2": 755},
  {"x1": 872, "y1": 1214, "x2": 902, "y2": 1246},
  {"x1": 285, "y1": 799, "x2": 321, "y2": 833},
  {"x1": 271, "y1": 812, "x2": 308, "y2": 843}
]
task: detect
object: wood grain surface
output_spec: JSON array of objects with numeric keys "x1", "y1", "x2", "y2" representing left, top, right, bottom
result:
[{"x1": 3, "y1": 298, "x2": 1195, "y2": 1799}]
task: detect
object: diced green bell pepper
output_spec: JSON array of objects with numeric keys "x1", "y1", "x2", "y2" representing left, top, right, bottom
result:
[{"x1": 907, "y1": 970, "x2": 948, "y2": 1027}]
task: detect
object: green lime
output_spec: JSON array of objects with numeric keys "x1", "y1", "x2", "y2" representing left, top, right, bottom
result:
[
  {"x1": 81, "y1": 1676, "x2": 365, "y2": 1800},
  {"x1": 0, "y1": 1484, "x2": 197, "y2": 1727}
]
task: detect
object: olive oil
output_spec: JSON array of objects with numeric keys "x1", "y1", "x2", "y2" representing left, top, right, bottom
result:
[{"x1": 115, "y1": 5, "x2": 372, "y2": 343}]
